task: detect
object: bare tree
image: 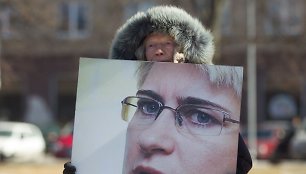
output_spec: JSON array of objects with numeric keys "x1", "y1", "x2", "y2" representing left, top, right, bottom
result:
[
  {"x1": 2, "y1": 0, "x2": 57, "y2": 39},
  {"x1": 189, "y1": 0, "x2": 225, "y2": 61}
]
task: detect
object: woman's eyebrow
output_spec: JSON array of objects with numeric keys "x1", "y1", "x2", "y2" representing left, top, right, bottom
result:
[
  {"x1": 179, "y1": 97, "x2": 231, "y2": 113},
  {"x1": 136, "y1": 90, "x2": 164, "y2": 104}
]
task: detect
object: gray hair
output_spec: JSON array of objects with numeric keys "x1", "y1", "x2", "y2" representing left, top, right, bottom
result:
[{"x1": 136, "y1": 62, "x2": 243, "y2": 99}]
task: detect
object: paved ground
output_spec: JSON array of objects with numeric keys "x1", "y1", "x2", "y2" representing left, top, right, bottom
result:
[
  {"x1": 0, "y1": 155, "x2": 66, "y2": 174},
  {"x1": 249, "y1": 160, "x2": 306, "y2": 174},
  {"x1": 0, "y1": 155, "x2": 305, "y2": 174},
  {"x1": 0, "y1": 162, "x2": 63, "y2": 174}
]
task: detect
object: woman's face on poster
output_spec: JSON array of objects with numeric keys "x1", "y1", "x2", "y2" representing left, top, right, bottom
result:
[{"x1": 123, "y1": 63, "x2": 240, "y2": 174}]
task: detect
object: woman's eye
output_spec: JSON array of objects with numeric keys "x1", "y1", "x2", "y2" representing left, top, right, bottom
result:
[
  {"x1": 184, "y1": 109, "x2": 221, "y2": 127},
  {"x1": 138, "y1": 100, "x2": 159, "y2": 115},
  {"x1": 146, "y1": 44, "x2": 155, "y2": 48},
  {"x1": 191, "y1": 112, "x2": 212, "y2": 124}
]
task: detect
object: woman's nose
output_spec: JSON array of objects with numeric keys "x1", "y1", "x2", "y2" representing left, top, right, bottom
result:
[{"x1": 137, "y1": 110, "x2": 176, "y2": 156}]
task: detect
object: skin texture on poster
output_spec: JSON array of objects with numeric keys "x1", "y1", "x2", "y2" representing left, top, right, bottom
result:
[{"x1": 72, "y1": 58, "x2": 243, "y2": 174}]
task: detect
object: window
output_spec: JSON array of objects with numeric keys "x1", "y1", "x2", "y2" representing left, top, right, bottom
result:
[
  {"x1": 263, "y1": 0, "x2": 304, "y2": 36},
  {"x1": 58, "y1": 2, "x2": 90, "y2": 39},
  {"x1": 220, "y1": 0, "x2": 232, "y2": 36},
  {"x1": 0, "y1": 8, "x2": 12, "y2": 39},
  {"x1": 123, "y1": 1, "x2": 155, "y2": 20}
]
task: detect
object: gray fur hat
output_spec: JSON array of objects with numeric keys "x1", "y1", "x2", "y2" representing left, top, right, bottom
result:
[{"x1": 109, "y1": 5, "x2": 215, "y2": 64}]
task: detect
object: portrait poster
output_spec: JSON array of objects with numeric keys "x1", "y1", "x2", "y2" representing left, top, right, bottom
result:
[{"x1": 72, "y1": 57, "x2": 243, "y2": 174}]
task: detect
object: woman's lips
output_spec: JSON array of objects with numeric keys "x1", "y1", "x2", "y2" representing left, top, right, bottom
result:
[{"x1": 133, "y1": 165, "x2": 163, "y2": 174}]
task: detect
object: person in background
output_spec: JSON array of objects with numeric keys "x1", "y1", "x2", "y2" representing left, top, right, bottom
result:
[
  {"x1": 269, "y1": 116, "x2": 300, "y2": 163},
  {"x1": 63, "y1": 5, "x2": 252, "y2": 174}
]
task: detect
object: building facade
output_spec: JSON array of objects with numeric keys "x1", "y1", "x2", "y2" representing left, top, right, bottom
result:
[{"x1": 0, "y1": 0, "x2": 305, "y2": 128}]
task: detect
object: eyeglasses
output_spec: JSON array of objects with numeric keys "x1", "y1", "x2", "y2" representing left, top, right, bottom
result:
[{"x1": 121, "y1": 96, "x2": 240, "y2": 136}]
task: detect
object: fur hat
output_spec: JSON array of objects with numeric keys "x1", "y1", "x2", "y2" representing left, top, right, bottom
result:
[{"x1": 109, "y1": 5, "x2": 215, "y2": 64}]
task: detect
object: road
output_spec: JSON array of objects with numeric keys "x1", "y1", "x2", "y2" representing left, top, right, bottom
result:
[{"x1": 0, "y1": 156, "x2": 305, "y2": 174}]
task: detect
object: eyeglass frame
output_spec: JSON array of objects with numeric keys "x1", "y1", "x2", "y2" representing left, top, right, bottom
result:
[{"x1": 121, "y1": 96, "x2": 240, "y2": 136}]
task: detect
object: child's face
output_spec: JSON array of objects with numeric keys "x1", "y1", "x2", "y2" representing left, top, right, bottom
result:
[{"x1": 144, "y1": 33, "x2": 176, "y2": 62}]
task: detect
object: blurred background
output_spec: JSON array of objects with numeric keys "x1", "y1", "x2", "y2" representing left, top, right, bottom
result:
[{"x1": 0, "y1": 0, "x2": 305, "y2": 173}]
